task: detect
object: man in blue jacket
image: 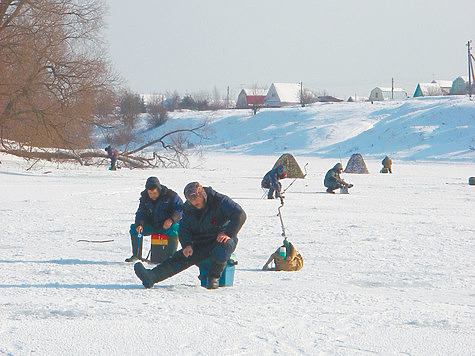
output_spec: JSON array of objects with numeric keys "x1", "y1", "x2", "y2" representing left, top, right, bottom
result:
[
  {"x1": 261, "y1": 165, "x2": 287, "y2": 199},
  {"x1": 125, "y1": 177, "x2": 183, "y2": 262},
  {"x1": 134, "y1": 182, "x2": 246, "y2": 289}
]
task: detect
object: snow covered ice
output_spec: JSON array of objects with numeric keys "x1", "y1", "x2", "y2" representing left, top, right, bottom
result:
[{"x1": 1, "y1": 97, "x2": 474, "y2": 355}]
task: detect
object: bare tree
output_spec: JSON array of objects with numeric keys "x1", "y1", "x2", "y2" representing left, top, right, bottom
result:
[
  {"x1": 0, "y1": 0, "x2": 119, "y2": 151},
  {"x1": 210, "y1": 86, "x2": 225, "y2": 110},
  {"x1": 119, "y1": 90, "x2": 141, "y2": 129},
  {"x1": 147, "y1": 93, "x2": 168, "y2": 128},
  {"x1": 193, "y1": 91, "x2": 210, "y2": 111},
  {"x1": 301, "y1": 89, "x2": 318, "y2": 106},
  {"x1": 165, "y1": 90, "x2": 180, "y2": 111},
  {"x1": 0, "y1": 1, "x2": 209, "y2": 169},
  {"x1": 248, "y1": 83, "x2": 267, "y2": 115}
]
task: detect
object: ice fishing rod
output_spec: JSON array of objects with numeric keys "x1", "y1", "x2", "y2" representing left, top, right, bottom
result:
[
  {"x1": 282, "y1": 163, "x2": 308, "y2": 194},
  {"x1": 77, "y1": 239, "x2": 114, "y2": 243},
  {"x1": 277, "y1": 196, "x2": 287, "y2": 240}
]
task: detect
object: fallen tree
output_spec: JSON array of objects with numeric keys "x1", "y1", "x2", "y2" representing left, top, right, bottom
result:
[{"x1": 0, "y1": 124, "x2": 207, "y2": 169}]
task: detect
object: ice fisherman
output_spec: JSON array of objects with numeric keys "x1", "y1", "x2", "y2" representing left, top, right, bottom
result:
[
  {"x1": 134, "y1": 182, "x2": 246, "y2": 289},
  {"x1": 125, "y1": 177, "x2": 183, "y2": 262},
  {"x1": 261, "y1": 165, "x2": 287, "y2": 199},
  {"x1": 262, "y1": 240, "x2": 303, "y2": 271},
  {"x1": 381, "y1": 156, "x2": 392, "y2": 173},
  {"x1": 104, "y1": 145, "x2": 118, "y2": 170},
  {"x1": 324, "y1": 163, "x2": 353, "y2": 194}
]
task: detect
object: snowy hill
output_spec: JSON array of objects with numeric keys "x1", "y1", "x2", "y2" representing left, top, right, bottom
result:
[{"x1": 144, "y1": 96, "x2": 475, "y2": 161}]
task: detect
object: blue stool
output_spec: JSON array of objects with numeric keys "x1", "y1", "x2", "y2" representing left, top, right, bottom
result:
[{"x1": 198, "y1": 254, "x2": 237, "y2": 287}]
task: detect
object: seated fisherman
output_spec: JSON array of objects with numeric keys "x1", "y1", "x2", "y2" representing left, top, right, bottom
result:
[
  {"x1": 381, "y1": 156, "x2": 392, "y2": 173},
  {"x1": 125, "y1": 177, "x2": 183, "y2": 262},
  {"x1": 324, "y1": 163, "x2": 353, "y2": 194}
]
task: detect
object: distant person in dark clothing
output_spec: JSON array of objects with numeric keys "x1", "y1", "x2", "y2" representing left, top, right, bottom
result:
[
  {"x1": 134, "y1": 182, "x2": 246, "y2": 289},
  {"x1": 261, "y1": 165, "x2": 287, "y2": 199},
  {"x1": 324, "y1": 163, "x2": 353, "y2": 194},
  {"x1": 105, "y1": 145, "x2": 119, "y2": 170},
  {"x1": 381, "y1": 156, "x2": 392, "y2": 173},
  {"x1": 126, "y1": 177, "x2": 183, "y2": 262}
]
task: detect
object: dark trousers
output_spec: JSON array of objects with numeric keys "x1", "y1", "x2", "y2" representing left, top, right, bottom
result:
[
  {"x1": 150, "y1": 237, "x2": 237, "y2": 283},
  {"x1": 266, "y1": 181, "x2": 282, "y2": 199}
]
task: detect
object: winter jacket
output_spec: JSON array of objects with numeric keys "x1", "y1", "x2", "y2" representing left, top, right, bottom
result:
[
  {"x1": 382, "y1": 156, "x2": 392, "y2": 168},
  {"x1": 106, "y1": 146, "x2": 118, "y2": 159},
  {"x1": 135, "y1": 185, "x2": 183, "y2": 229},
  {"x1": 324, "y1": 163, "x2": 343, "y2": 188},
  {"x1": 262, "y1": 242, "x2": 303, "y2": 271},
  {"x1": 178, "y1": 187, "x2": 246, "y2": 248},
  {"x1": 261, "y1": 165, "x2": 287, "y2": 189}
]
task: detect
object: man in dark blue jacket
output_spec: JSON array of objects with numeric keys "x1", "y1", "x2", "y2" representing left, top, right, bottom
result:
[
  {"x1": 261, "y1": 165, "x2": 287, "y2": 199},
  {"x1": 134, "y1": 182, "x2": 246, "y2": 289},
  {"x1": 125, "y1": 177, "x2": 183, "y2": 262}
]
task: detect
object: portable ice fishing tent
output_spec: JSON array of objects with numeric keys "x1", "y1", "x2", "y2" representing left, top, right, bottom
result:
[
  {"x1": 344, "y1": 153, "x2": 370, "y2": 174},
  {"x1": 272, "y1": 153, "x2": 305, "y2": 178}
]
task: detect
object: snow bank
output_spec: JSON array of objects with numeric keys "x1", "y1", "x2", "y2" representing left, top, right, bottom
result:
[{"x1": 129, "y1": 96, "x2": 475, "y2": 162}]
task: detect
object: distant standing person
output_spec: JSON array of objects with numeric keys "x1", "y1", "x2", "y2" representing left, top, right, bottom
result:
[
  {"x1": 324, "y1": 163, "x2": 353, "y2": 194},
  {"x1": 105, "y1": 145, "x2": 118, "y2": 170},
  {"x1": 382, "y1": 156, "x2": 392, "y2": 173},
  {"x1": 261, "y1": 165, "x2": 287, "y2": 199},
  {"x1": 126, "y1": 177, "x2": 183, "y2": 262},
  {"x1": 134, "y1": 182, "x2": 246, "y2": 289}
]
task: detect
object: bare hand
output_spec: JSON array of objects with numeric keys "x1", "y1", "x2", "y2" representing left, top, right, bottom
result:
[
  {"x1": 183, "y1": 246, "x2": 193, "y2": 257},
  {"x1": 163, "y1": 219, "x2": 173, "y2": 230},
  {"x1": 136, "y1": 225, "x2": 143, "y2": 234},
  {"x1": 217, "y1": 233, "x2": 230, "y2": 243}
]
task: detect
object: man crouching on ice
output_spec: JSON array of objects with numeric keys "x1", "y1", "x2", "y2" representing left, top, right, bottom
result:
[{"x1": 134, "y1": 182, "x2": 246, "y2": 290}]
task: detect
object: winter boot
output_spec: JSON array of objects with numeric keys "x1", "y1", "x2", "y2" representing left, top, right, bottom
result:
[
  {"x1": 206, "y1": 260, "x2": 227, "y2": 289},
  {"x1": 207, "y1": 277, "x2": 220, "y2": 289},
  {"x1": 326, "y1": 188, "x2": 335, "y2": 194},
  {"x1": 134, "y1": 262, "x2": 155, "y2": 289},
  {"x1": 267, "y1": 188, "x2": 275, "y2": 199},
  {"x1": 125, "y1": 235, "x2": 143, "y2": 262}
]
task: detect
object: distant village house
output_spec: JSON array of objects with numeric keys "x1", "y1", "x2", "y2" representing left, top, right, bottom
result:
[
  {"x1": 264, "y1": 83, "x2": 302, "y2": 107},
  {"x1": 431, "y1": 80, "x2": 452, "y2": 95},
  {"x1": 347, "y1": 96, "x2": 368, "y2": 102},
  {"x1": 236, "y1": 88, "x2": 267, "y2": 109},
  {"x1": 450, "y1": 76, "x2": 471, "y2": 95},
  {"x1": 317, "y1": 96, "x2": 343, "y2": 102},
  {"x1": 413, "y1": 82, "x2": 443, "y2": 97},
  {"x1": 369, "y1": 87, "x2": 407, "y2": 101}
]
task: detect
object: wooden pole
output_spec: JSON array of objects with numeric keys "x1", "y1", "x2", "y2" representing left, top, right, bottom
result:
[{"x1": 468, "y1": 40, "x2": 473, "y2": 98}]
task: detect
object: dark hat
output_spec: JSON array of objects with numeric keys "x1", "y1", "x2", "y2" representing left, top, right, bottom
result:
[
  {"x1": 145, "y1": 177, "x2": 161, "y2": 191},
  {"x1": 184, "y1": 182, "x2": 204, "y2": 200},
  {"x1": 104, "y1": 145, "x2": 110, "y2": 152}
]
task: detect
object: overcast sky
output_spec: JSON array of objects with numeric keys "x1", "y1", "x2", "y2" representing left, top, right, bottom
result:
[{"x1": 104, "y1": 0, "x2": 475, "y2": 99}]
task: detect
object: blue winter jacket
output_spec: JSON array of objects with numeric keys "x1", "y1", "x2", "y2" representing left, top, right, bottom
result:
[
  {"x1": 178, "y1": 187, "x2": 246, "y2": 248},
  {"x1": 135, "y1": 185, "x2": 183, "y2": 229},
  {"x1": 261, "y1": 165, "x2": 286, "y2": 189}
]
